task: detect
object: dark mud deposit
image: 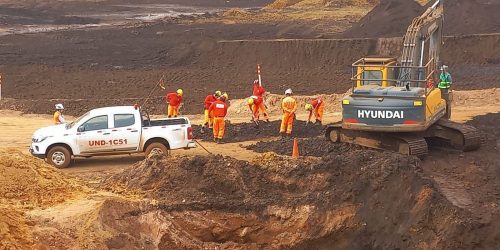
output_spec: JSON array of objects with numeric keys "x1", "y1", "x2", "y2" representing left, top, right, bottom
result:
[
  {"x1": 192, "y1": 120, "x2": 325, "y2": 143},
  {"x1": 101, "y1": 150, "x2": 500, "y2": 249},
  {"x1": 246, "y1": 136, "x2": 365, "y2": 157}
]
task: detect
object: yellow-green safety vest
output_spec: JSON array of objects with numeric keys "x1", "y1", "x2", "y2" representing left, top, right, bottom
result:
[{"x1": 438, "y1": 72, "x2": 452, "y2": 89}]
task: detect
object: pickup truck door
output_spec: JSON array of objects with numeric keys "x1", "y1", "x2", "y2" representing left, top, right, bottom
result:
[
  {"x1": 110, "y1": 113, "x2": 141, "y2": 151},
  {"x1": 76, "y1": 115, "x2": 112, "y2": 154}
]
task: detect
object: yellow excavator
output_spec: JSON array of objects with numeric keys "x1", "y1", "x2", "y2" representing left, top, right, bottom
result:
[{"x1": 326, "y1": 0, "x2": 481, "y2": 156}]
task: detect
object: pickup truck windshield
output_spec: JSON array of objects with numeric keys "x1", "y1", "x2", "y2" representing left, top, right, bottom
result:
[{"x1": 66, "y1": 111, "x2": 90, "y2": 129}]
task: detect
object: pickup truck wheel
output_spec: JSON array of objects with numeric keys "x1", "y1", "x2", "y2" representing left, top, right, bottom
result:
[
  {"x1": 145, "y1": 142, "x2": 170, "y2": 158},
  {"x1": 47, "y1": 146, "x2": 71, "y2": 168}
]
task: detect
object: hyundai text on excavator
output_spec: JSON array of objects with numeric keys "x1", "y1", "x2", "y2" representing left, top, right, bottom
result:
[{"x1": 326, "y1": 0, "x2": 481, "y2": 156}]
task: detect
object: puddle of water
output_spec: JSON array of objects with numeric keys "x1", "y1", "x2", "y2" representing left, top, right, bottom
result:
[{"x1": 0, "y1": 3, "x2": 229, "y2": 36}]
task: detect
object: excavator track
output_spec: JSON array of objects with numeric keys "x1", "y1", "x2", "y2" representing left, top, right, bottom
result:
[
  {"x1": 431, "y1": 119, "x2": 482, "y2": 151},
  {"x1": 394, "y1": 135, "x2": 428, "y2": 156},
  {"x1": 326, "y1": 125, "x2": 428, "y2": 157}
]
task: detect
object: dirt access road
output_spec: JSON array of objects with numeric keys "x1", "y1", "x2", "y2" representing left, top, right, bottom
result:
[{"x1": 1, "y1": 88, "x2": 499, "y2": 179}]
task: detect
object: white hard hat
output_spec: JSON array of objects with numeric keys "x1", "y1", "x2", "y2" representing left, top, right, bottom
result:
[
  {"x1": 440, "y1": 65, "x2": 448, "y2": 70},
  {"x1": 55, "y1": 103, "x2": 64, "y2": 110},
  {"x1": 285, "y1": 88, "x2": 293, "y2": 95}
]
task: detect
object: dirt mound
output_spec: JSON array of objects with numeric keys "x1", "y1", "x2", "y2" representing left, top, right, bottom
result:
[
  {"x1": 343, "y1": 0, "x2": 500, "y2": 38},
  {"x1": 439, "y1": 0, "x2": 500, "y2": 36},
  {"x1": 266, "y1": 0, "x2": 304, "y2": 9},
  {"x1": 247, "y1": 136, "x2": 365, "y2": 156},
  {"x1": 192, "y1": 120, "x2": 325, "y2": 143},
  {"x1": 0, "y1": 149, "x2": 86, "y2": 208},
  {"x1": 103, "y1": 150, "x2": 500, "y2": 248},
  {"x1": 342, "y1": 0, "x2": 423, "y2": 38},
  {"x1": 266, "y1": 0, "x2": 377, "y2": 8},
  {"x1": 0, "y1": 207, "x2": 34, "y2": 249},
  {"x1": 222, "y1": 8, "x2": 252, "y2": 19}
]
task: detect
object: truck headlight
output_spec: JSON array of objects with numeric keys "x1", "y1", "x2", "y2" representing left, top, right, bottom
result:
[{"x1": 33, "y1": 136, "x2": 51, "y2": 143}]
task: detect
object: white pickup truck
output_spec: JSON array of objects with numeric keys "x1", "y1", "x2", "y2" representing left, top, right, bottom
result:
[{"x1": 30, "y1": 106, "x2": 196, "y2": 168}]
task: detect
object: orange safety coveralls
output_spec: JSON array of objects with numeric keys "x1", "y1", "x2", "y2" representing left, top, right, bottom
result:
[
  {"x1": 308, "y1": 98, "x2": 325, "y2": 123},
  {"x1": 252, "y1": 84, "x2": 269, "y2": 119},
  {"x1": 53, "y1": 111, "x2": 65, "y2": 124},
  {"x1": 248, "y1": 96, "x2": 267, "y2": 121},
  {"x1": 204, "y1": 94, "x2": 217, "y2": 128},
  {"x1": 280, "y1": 96, "x2": 297, "y2": 134},
  {"x1": 208, "y1": 100, "x2": 228, "y2": 139},
  {"x1": 166, "y1": 92, "x2": 182, "y2": 117}
]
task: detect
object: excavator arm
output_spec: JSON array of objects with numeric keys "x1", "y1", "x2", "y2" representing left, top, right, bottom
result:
[{"x1": 399, "y1": 0, "x2": 444, "y2": 87}]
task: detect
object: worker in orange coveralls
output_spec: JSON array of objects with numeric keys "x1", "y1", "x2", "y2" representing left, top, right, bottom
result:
[
  {"x1": 165, "y1": 88, "x2": 183, "y2": 118},
  {"x1": 246, "y1": 95, "x2": 265, "y2": 123},
  {"x1": 305, "y1": 97, "x2": 325, "y2": 125},
  {"x1": 201, "y1": 90, "x2": 221, "y2": 133},
  {"x1": 252, "y1": 79, "x2": 269, "y2": 122},
  {"x1": 280, "y1": 88, "x2": 297, "y2": 136},
  {"x1": 208, "y1": 95, "x2": 228, "y2": 144}
]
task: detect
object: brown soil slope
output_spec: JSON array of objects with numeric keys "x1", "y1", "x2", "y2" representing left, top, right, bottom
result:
[
  {"x1": 342, "y1": 0, "x2": 500, "y2": 38},
  {"x1": 342, "y1": 0, "x2": 423, "y2": 38},
  {"x1": 2, "y1": 33, "x2": 498, "y2": 116}
]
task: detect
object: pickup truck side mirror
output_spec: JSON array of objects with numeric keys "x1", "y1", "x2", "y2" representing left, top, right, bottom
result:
[{"x1": 77, "y1": 126, "x2": 85, "y2": 132}]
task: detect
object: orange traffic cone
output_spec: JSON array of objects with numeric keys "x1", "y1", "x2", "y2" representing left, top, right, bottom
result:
[{"x1": 292, "y1": 138, "x2": 299, "y2": 158}]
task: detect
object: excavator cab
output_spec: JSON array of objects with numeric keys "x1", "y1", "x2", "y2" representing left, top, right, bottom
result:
[{"x1": 355, "y1": 57, "x2": 397, "y2": 87}]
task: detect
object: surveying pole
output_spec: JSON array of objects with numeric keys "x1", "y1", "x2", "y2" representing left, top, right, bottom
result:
[
  {"x1": 257, "y1": 64, "x2": 262, "y2": 87},
  {"x1": 0, "y1": 74, "x2": 2, "y2": 101}
]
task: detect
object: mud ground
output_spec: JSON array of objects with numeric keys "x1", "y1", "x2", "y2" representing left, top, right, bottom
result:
[{"x1": 192, "y1": 120, "x2": 325, "y2": 143}]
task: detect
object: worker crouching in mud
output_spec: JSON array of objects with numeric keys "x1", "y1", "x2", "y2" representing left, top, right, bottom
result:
[
  {"x1": 251, "y1": 80, "x2": 269, "y2": 122},
  {"x1": 280, "y1": 88, "x2": 297, "y2": 136},
  {"x1": 305, "y1": 97, "x2": 325, "y2": 125},
  {"x1": 247, "y1": 95, "x2": 267, "y2": 125},
  {"x1": 208, "y1": 95, "x2": 228, "y2": 144}
]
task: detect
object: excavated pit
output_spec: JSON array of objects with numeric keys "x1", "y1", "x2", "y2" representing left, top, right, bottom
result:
[
  {"x1": 2, "y1": 137, "x2": 499, "y2": 248},
  {"x1": 98, "y1": 150, "x2": 500, "y2": 249}
]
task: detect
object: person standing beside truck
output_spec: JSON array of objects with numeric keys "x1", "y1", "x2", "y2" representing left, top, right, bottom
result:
[
  {"x1": 165, "y1": 88, "x2": 183, "y2": 118},
  {"x1": 53, "y1": 103, "x2": 65, "y2": 124},
  {"x1": 208, "y1": 95, "x2": 228, "y2": 144}
]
